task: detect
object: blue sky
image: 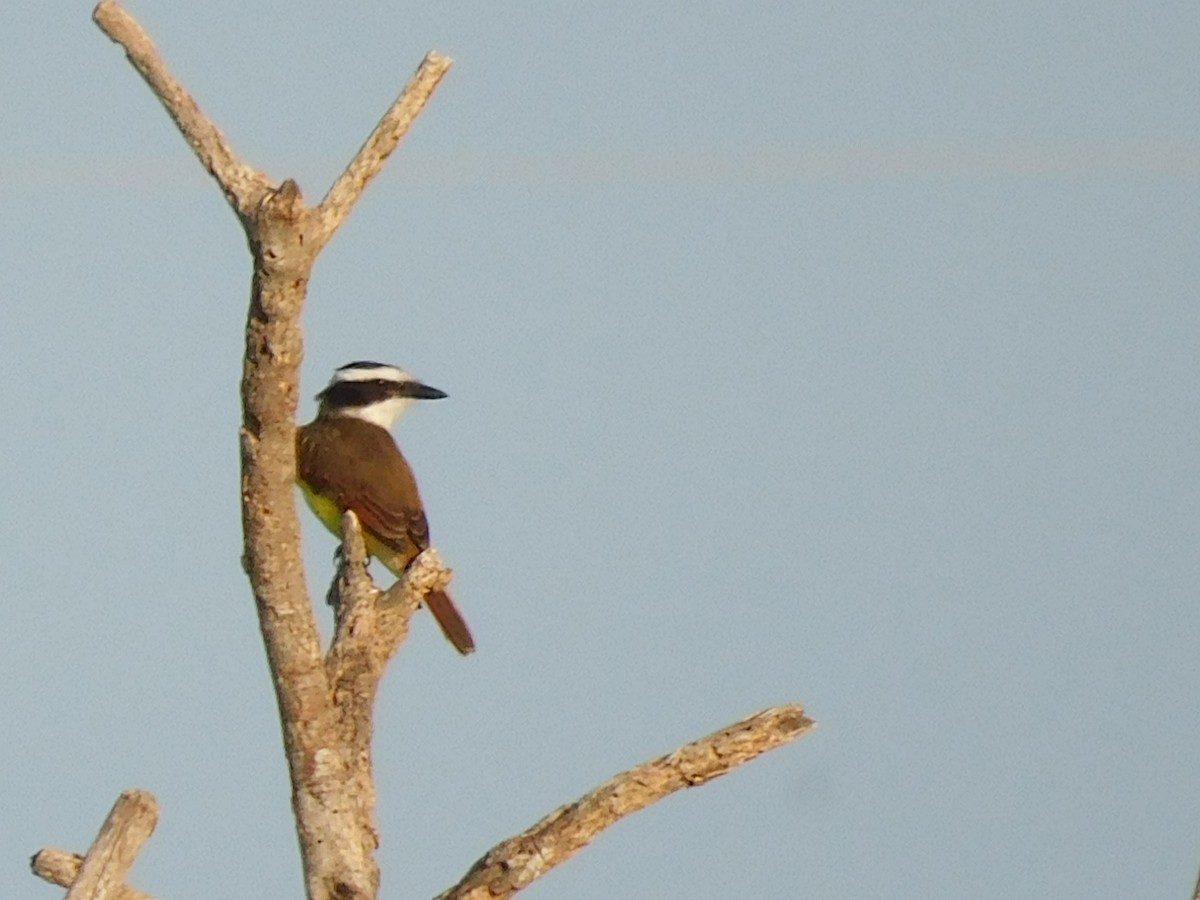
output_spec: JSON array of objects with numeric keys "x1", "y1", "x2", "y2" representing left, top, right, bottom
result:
[{"x1": 3, "y1": 2, "x2": 1198, "y2": 898}]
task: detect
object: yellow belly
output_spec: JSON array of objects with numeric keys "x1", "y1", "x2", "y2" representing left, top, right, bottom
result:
[
  {"x1": 298, "y1": 481, "x2": 407, "y2": 578},
  {"x1": 299, "y1": 480, "x2": 344, "y2": 534}
]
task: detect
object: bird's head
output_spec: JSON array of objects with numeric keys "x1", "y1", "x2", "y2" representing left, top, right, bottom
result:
[{"x1": 316, "y1": 361, "x2": 447, "y2": 429}]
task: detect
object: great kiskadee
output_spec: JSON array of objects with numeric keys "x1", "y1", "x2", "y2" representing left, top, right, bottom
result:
[{"x1": 296, "y1": 361, "x2": 475, "y2": 655}]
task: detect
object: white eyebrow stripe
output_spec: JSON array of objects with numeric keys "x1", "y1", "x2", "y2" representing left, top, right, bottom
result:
[{"x1": 331, "y1": 364, "x2": 410, "y2": 384}]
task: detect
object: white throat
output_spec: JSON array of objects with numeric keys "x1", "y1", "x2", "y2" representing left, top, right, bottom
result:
[{"x1": 335, "y1": 396, "x2": 414, "y2": 430}]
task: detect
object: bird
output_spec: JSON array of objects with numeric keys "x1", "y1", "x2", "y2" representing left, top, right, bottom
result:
[{"x1": 295, "y1": 360, "x2": 474, "y2": 654}]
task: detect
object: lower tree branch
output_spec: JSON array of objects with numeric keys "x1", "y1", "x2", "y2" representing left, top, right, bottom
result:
[
  {"x1": 66, "y1": 790, "x2": 158, "y2": 900},
  {"x1": 31, "y1": 849, "x2": 153, "y2": 900},
  {"x1": 29, "y1": 790, "x2": 159, "y2": 900},
  {"x1": 436, "y1": 704, "x2": 815, "y2": 899}
]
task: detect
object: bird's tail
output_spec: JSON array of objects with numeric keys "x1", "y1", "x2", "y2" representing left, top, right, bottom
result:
[{"x1": 425, "y1": 589, "x2": 475, "y2": 655}]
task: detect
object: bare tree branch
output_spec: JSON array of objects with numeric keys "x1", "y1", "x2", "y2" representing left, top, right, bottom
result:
[
  {"x1": 326, "y1": 508, "x2": 378, "y2": 630},
  {"x1": 31, "y1": 848, "x2": 154, "y2": 900},
  {"x1": 33, "y1": 853, "x2": 153, "y2": 900},
  {"x1": 326, "y1": 512, "x2": 449, "y2": 687},
  {"x1": 30, "y1": 790, "x2": 161, "y2": 900},
  {"x1": 307, "y1": 513, "x2": 459, "y2": 870},
  {"x1": 436, "y1": 704, "x2": 815, "y2": 899},
  {"x1": 92, "y1": 0, "x2": 272, "y2": 220},
  {"x1": 316, "y1": 51, "x2": 454, "y2": 246}
]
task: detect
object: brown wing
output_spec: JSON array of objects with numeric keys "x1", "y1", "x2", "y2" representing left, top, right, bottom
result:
[{"x1": 297, "y1": 416, "x2": 430, "y2": 569}]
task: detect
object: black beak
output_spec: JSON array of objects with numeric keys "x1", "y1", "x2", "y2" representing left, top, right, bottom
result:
[{"x1": 397, "y1": 381, "x2": 448, "y2": 401}]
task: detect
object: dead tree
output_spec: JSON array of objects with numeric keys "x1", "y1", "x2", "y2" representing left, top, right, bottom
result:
[{"x1": 30, "y1": 4, "x2": 814, "y2": 898}]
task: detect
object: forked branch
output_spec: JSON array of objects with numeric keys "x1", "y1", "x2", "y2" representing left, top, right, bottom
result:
[
  {"x1": 326, "y1": 511, "x2": 452, "y2": 715},
  {"x1": 92, "y1": 0, "x2": 450, "y2": 255}
]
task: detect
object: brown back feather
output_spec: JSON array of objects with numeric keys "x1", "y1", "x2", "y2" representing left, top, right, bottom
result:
[{"x1": 297, "y1": 416, "x2": 430, "y2": 565}]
